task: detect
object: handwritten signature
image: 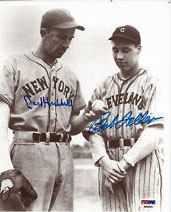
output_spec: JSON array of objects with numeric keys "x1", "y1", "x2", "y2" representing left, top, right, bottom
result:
[
  {"x1": 88, "y1": 111, "x2": 164, "y2": 133},
  {"x1": 24, "y1": 95, "x2": 73, "y2": 110}
]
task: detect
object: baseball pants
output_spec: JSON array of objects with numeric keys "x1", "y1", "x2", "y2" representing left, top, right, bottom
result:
[
  {"x1": 10, "y1": 139, "x2": 74, "y2": 211},
  {"x1": 98, "y1": 146, "x2": 162, "y2": 212}
]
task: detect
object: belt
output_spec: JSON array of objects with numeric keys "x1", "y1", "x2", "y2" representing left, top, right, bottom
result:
[
  {"x1": 14, "y1": 131, "x2": 71, "y2": 144},
  {"x1": 107, "y1": 138, "x2": 138, "y2": 149}
]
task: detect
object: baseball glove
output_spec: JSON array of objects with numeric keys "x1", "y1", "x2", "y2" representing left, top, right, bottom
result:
[{"x1": 0, "y1": 169, "x2": 37, "y2": 211}]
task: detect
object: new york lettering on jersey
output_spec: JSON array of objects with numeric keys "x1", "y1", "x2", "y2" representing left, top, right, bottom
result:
[{"x1": 22, "y1": 75, "x2": 74, "y2": 100}]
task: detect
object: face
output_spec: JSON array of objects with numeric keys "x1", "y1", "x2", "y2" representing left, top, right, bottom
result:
[
  {"x1": 41, "y1": 27, "x2": 75, "y2": 59},
  {"x1": 111, "y1": 39, "x2": 141, "y2": 76}
]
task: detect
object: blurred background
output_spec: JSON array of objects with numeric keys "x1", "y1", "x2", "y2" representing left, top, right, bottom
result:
[{"x1": 0, "y1": 1, "x2": 170, "y2": 211}]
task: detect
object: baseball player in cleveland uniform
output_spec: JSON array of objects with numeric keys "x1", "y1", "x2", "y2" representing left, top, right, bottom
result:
[
  {"x1": 0, "y1": 9, "x2": 106, "y2": 211},
  {"x1": 83, "y1": 25, "x2": 164, "y2": 211}
]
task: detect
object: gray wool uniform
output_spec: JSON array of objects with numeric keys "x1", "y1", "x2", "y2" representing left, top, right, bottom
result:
[
  {"x1": 84, "y1": 69, "x2": 163, "y2": 212},
  {"x1": 0, "y1": 52, "x2": 86, "y2": 211}
]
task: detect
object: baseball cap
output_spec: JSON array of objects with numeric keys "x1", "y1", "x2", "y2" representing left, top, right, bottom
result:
[
  {"x1": 41, "y1": 8, "x2": 85, "y2": 31},
  {"x1": 109, "y1": 25, "x2": 141, "y2": 45}
]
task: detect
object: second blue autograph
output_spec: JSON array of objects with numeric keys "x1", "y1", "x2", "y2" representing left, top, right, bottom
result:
[{"x1": 88, "y1": 111, "x2": 163, "y2": 133}]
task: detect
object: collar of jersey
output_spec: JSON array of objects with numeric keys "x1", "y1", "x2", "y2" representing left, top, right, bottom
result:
[
  {"x1": 116, "y1": 68, "x2": 146, "y2": 82},
  {"x1": 25, "y1": 52, "x2": 62, "y2": 70}
]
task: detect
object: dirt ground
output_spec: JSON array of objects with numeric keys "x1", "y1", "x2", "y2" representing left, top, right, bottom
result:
[{"x1": 74, "y1": 158, "x2": 101, "y2": 212}]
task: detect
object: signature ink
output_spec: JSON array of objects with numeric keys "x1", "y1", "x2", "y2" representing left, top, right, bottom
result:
[
  {"x1": 88, "y1": 111, "x2": 164, "y2": 133},
  {"x1": 24, "y1": 95, "x2": 73, "y2": 110}
]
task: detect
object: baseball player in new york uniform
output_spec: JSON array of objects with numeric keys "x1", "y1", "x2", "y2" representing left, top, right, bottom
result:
[
  {"x1": 83, "y1": 25, "x2": 164, "y2": 212},
  {"x1": 0, "y1": 9, "x2": 106, "y2": 211}
]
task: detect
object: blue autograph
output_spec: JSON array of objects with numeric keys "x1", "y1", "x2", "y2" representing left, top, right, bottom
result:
[
  {"x1": 88, "y1": 111, "x2": 164, "y2": 133},
  {"x1": 24, "y1": 95, "x2": 73, "y2": 110}
]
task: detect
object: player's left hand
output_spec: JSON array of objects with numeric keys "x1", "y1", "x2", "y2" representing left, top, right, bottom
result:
[
  {"x1": 103, "y1": 166, "x2": 125, "y2": 194},
  {"x1": 101, "y1": 157, "x2": 126, "y2": 194},
  {"x1": 99, "y1": 156, "x2": 126, "y2": 181},
  {"x1": 83, "y1": 100, "x2": 107, "y2": 122}
]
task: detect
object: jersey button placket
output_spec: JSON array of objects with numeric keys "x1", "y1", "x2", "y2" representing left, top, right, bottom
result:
[
  {"x1": 51, "y1": 90, "x2": 55, "y2": 112},
  {"x1": 49, "y1": 71, "x2": 56, "y2": 130},
  {"x1": 50, "y1": 119, "x2": 54, "y2": 125}
]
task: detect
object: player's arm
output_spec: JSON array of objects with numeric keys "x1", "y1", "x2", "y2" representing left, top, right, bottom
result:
[
  {"x1": 119, "y1": 79, "x2": 164, "y2": 170},
  {"x1": 89, "y1": 133, "x2": 108, "y2": 164},
  {"x1": 89, "y1": 133, "x2": 126, "y2": 183},
  {"x1": 69, "y1": 111, "x2": 89, "y2": 135},
  {"x1": 0, "y1": 100, "x2": 14, "y2": 173},
  {"x1": 119, "y1": 124, "x2": 163, "y2": 170}
]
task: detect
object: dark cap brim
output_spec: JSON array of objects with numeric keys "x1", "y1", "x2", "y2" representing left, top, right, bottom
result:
[
  {"x1": 109, "y1": 34, "x2": 138, "y2": 44},
  {"x1": 52, "y1": 21, "x2": 85, "y2": 31}
]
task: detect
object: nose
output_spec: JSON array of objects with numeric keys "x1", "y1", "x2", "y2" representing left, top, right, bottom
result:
[
  {"x1": 62, "y1": 39, "x2": 71, "y2": 49},
  {"x1": 116, "y1": 51, "x2": 124, "y2": 60}
]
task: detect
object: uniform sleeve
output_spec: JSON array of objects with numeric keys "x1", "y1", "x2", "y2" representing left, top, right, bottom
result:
[
  {"x1": 82, "y1": 83, "x2": 108, "y2": 165},
  {"x1": 72, "y1": 79, "x2": 86, "y2": 112},
  {"x1": 123, "y1": 77, "x2": 164, "y2": 166},
  {"x1": 143, "y1": 77, "x2": 164, "y2": 127},
  {"x1": 89, "y1": 134, "x2": 109, "y2": 166},
  {"x1": 82, "y1": 84, "x2": 105, "y2": 140},
  {"x1": 0, "y1": 57, "x2": 17, "y2": 107}
]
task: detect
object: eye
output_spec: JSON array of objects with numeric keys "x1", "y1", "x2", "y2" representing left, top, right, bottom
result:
[
  {"x1": 112, "y1": 48, "x2": 118, "y2": 53},
  {"x1": 58, "y1": 34, "x2": 68, "y2": 40},
  {"x1": 57, "y1": 34, "x2": 74, "y2": 43},
  {"x1": 122, "y1": 48, "x2": 131, "y2": 53}
]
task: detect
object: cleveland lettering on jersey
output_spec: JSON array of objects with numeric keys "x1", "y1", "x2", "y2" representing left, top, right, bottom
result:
[
  {"x1": 24, "y1": 95, "x2": 73, "y2": 110},
  {"x1": 88, "y1": 111, "x2": 164, "y2": 133},
  {"x1": 22, "y1": 75, "x2": 74, "y2": 100},
  {"x1": 106, "y1": 92, "x2": 146, "y2": 110}
]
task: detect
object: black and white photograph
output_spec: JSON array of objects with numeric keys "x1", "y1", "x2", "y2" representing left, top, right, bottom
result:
[{"x1": 0, "y1": 1, "x2": 170, "y2": 212}]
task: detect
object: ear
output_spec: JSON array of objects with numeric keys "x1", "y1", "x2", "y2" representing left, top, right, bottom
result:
[
  {"x1": 40, "y1": 28, "x2": 48, "y2": 38},
  {"x1": 137, "y1": 44, "x2": 141, "y2": 55}
]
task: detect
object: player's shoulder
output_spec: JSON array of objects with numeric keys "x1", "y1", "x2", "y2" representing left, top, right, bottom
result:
[
  {"x1": 93, "y1": 74, "x2": 114, "y2": 95},
  {"x1": 102, "y1": 75, "x2": 114, "y2": 88},
  {"x1": 96, "y1": 74, "x2": 113, "y2": 86},
  {"x1": 0, "y1": 53, "x2": 26, "y2": 74},
  {"x1": 139, "y1": 68, "x2": 158, "y2": 85},
  {"x1": 2, "y1": 54, "x2": 16, "y2": 63},
  {"x1": 2, "y1": 53, "x2": 28, "y2": 66}
]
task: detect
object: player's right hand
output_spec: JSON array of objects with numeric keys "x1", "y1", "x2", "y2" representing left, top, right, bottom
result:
[
  {"x1": 99, "y1": 156, "x2": 126, "y2": 184},
  {"x1": 83, "y1": 100, "x2": 107, "y2": 122}
]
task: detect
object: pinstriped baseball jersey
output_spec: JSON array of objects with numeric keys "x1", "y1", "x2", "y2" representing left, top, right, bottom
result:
[
  {"x1": 88, "y1": 68, "x2": 163, "y2": 212},
  {"x1": 0, "y1": 52, "x2": 86, "y2": 133},
  {"x1": 90, "y1": 68, "x2": 162, "y2": 141}
]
